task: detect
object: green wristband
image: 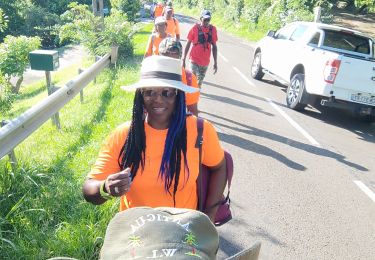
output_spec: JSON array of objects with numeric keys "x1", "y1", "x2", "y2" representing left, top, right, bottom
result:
[{"x1": 100, "y1": 181, "x2": 113, "y2": 200}]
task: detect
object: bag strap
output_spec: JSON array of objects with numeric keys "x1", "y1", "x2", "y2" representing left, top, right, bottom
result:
[
  {"x1": 196, "y1": 117, "x2": 204, "y2": 212},
  {"x1": 196, "y1": 117, "x2": 233, "y2": 211}
]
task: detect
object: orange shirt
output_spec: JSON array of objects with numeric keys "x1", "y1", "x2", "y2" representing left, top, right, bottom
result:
[
  {"x1": 88, "y1": 116, "x2": 224, "y2": 211},
  {"x1": 166, "y1": 18, "x2": 180, "y2": 37},
  {"x1": 154, "y1": 4, "x2": 164, "y2": 17},
  {"x1": 182, "y1": 68, "x2": 200, "y2": 105},
  {"x1": 145, "y1": 33, "x2": 166, "y2": 56}
]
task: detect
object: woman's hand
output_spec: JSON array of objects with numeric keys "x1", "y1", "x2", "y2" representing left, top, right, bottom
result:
[{"x1": 104, "y1": 168, "x2": 132, "y2": 197}]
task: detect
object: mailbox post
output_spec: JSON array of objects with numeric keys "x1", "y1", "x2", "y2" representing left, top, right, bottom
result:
[{"x1": 29, "y1": 50, "x2": 61, "y2": 129}]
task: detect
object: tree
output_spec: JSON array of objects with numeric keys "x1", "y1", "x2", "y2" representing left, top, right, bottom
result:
[
  {"x1": 110, "y1": 0, "x2": 141, "y2": 22},
  {"x1": 59, "y1": 3, "x2": 134, "y2": 58},
  {"x1": 0, "y1": 8, "x2": 8, "y2": 33},
  {"x1": 0, "y1": 35, "x2": 41, "y2": 94}
]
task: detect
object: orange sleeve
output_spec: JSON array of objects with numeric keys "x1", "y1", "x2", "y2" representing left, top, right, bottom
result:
[
  {"x1": 87, "y1": 122, "x2": 130, "y2": 180},
  {"x1": 185, "y1": 73, "x2": 200, "y2": 106},
  {"x1": 184, "y1": 71, "x2": 200, "y2": 106},
  {"x1": 153, "y1": 36, "x2": 163, "y2": 55},
  {"x1": 201, "y1": 120, "x2": 224, "y2": 167},
  {"x1": 145, "y1": 35, "x2": 153, "y2": 57},
  {"x1": 174, "y1": 19, "x2": 180, "y2": 35}
]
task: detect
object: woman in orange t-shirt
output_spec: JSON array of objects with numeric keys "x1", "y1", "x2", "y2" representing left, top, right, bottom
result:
[
  {"x1": 144, "y1": 17, "x2": 170, "y2": 57},
  {"x1": 82, "y1": 56, "x2": 227, "y2": 223}
]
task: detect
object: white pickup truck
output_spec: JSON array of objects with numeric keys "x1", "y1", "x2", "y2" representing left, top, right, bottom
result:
[{"x1": 251, "y1": 21, "x2": 375, "y2": 122}]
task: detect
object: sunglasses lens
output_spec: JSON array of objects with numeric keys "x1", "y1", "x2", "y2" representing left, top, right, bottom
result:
[
  {"x1": 142, "y1": 89, "x2": 177, "y2": 100},
  {"x1": 142, "y1": 90, "x2": 154, "y2": 98},
  {"x1": 162, "y1": 89, "x2": 177, "y2": 98}
]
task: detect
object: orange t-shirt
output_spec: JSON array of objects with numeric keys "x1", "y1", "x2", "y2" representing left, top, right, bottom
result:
[
  {"x1": 182, "y1": 68, "x2": 200, "y2": 105},
  {"x1": 88, "y1": 116, "x2": 224, "y2": 211},
  {"x1": 145, "y1": 33, "x2": 165, "y2": 56},
  {"x1": 166, "y1": 18, "x2": 180, "y2": 37},
  {"x1": 154, "y1": 5, "x2": 164, "y2": 17}
]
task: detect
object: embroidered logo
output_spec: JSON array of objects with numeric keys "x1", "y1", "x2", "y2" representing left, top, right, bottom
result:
[
  {"x1": 184, "y1": 232, "x2": 202, "y2": 258},
  {"x1": 128, "y1": 235, "x2": 142, "y2": 258}
]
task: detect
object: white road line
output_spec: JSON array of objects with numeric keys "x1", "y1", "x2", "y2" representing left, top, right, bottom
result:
[
  {"x1": 218, "y1": 52, "x2": 229, "y2": 63},
  {"x1": 232, "y1": 66, "x2": 255, "y2": 87},
  {"x1": 354, "y1": 180, "x2": 375, "y2": 203},
  {"x1": 266, "y1": 98, "x2": 321, "y2": 147},
  {"x1": 231, "y1": 65, "x2": 320, "y2": 147}
]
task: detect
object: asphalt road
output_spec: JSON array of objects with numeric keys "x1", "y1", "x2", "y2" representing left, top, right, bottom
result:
[{"x1": 175, "y1": 14, "x2": 375, "y2": 260}]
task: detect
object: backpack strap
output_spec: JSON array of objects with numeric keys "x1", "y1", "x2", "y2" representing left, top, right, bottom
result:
[
  {"x1": 196, "y1": 117, "x2": 204, "y2": 211},
  {"x1": 151, "y1": 34, "x2": 155, "y2": 53}
]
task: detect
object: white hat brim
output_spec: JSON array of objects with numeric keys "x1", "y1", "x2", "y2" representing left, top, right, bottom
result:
[{"x1": 121, "y1": 78, "x2": 199, "y2": 93}]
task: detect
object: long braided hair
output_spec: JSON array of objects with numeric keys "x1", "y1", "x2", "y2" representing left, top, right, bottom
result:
[{"x1": 118, "y1": 89, "x2": 189, "y2": 205}]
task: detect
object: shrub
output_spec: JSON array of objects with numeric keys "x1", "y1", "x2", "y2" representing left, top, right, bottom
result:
[
  {"x1": 0, "y1": 74, "x2": 14, "y2": 115},
  {"x1": 0, "y1": 35, "x2": 41, "y2": 94},
  {"x1": 110, "y1": 0, "x2": 141, "y2": 22},
  {"x1": 59, "y1": 3, "x2": 134, "y2": 58}
]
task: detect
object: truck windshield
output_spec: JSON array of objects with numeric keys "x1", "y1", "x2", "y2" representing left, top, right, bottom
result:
[{"x1": 322, "y1": 29, "x2": 370, "y2": 55}]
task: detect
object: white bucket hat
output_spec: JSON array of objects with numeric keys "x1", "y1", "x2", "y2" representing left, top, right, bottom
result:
[
  {"x1": 154, "y1": 16, "x2": 167, "y2": 25},
  {"x1": 121, "y1": 56, "x2": 199, "y2": 93}
]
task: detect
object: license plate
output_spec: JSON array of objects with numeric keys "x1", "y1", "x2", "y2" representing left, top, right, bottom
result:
[{"x1": 350, "y1": 94, "x2": 375, "y2": 105}]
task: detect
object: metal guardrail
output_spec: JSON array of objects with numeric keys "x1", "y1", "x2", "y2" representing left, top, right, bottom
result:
[{"x1": 0, "y1": 53, "x2": 111, "y2": 159}]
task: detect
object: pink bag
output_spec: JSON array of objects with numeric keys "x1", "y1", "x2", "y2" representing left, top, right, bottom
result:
[{"x1": 196, "y1": 118, "x2": 233, "y2": 226}]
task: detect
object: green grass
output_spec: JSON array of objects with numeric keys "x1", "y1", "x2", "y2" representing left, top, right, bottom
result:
[
  {"x1": 0, "y1": 23, "x2": 153, "y2": 259},
  {"x1": 175, "y1": 5, "x2": 267, "y2": 42}
]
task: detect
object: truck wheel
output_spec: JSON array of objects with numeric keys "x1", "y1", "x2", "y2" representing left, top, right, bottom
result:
[
  {"x1": 286, "y1": 73, "x2": 307, "y2": 111},
  {"x1": 251, "y1": 52, "x2": 264, "y2": 80}
]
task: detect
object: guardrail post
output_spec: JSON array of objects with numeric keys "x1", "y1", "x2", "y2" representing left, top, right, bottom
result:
[
  {"x1": 78, "y1": 68, "x2": 84, "y2": 103},
  {"x1": 45, "y1": 71, "x2": 61, "y2": 129},
  {"x1": 111, "y1": 45, "x2": 119, "y2": 68},
  {"x1": 1, "y1": 120, "x2": 18, "y2": 171},
  {"x1": 94, "y1": 56, "x2": 101, "y2": 83}
]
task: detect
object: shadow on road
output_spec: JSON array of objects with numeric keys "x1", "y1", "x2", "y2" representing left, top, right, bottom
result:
[
  {"x1": 203, "y1": 81, "x2": 270, "y2": 104},
  {"x1": 201, "y1": 92, "x2": 274, "y2": 117},
  {"x1": 201, "y1": 111, "x2": 368, "y2": 172},
  {"x1": 222, "y1": 77, "x2": 374, "y2": 143}
]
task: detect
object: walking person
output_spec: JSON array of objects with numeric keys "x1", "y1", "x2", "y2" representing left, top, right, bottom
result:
[
  {"x1": 158, "y1": 37, "x2": 200, "y2": 116},
  {"x1": 183, "y1": 10, "x2": 218, "y2": 87},
  {"x1": 144, "y1": 17, "x2": 170, "y2": 58},
  {"x1": 164, "y1": 6, "x2": 180, "y2": 40},
  {"x1": 153, "y1": 1, "x2": 164, "y2": 18},
  {"x1": 82, "y1": 55, "x2": 227, "y2": 223}
]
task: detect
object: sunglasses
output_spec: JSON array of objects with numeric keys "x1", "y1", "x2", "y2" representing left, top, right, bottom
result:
[
  {"x1": 203, "y1": 18, "x2": 211, "y2": 22},
  {"x1": 141, "y1": 89, "x2": 177, "y2": 100}
]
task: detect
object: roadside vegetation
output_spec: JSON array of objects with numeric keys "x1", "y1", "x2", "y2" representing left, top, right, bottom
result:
[
  {"x1": 174, "y1": 0, "x2": 375, "y2": 41},
  {"x1": 0, "y1": 19, "x2": 152, "y2": 258}
]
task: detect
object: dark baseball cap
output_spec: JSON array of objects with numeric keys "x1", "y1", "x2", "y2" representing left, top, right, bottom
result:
[
  {"x1": 200, "y1": 10, "x2": 211, "y2": 19},
  {"x1": 100, "y1": 207, "x2": 219, "y2": 260}
]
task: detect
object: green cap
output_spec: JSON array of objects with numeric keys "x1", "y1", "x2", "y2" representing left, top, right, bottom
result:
[{"x1": 100, "y1": 207, "x2": 219, "y2": 260}]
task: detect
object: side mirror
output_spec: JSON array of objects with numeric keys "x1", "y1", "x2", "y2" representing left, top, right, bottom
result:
[{"x1": 267, "y1": 30, "x2": 276, "y2": 38}]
